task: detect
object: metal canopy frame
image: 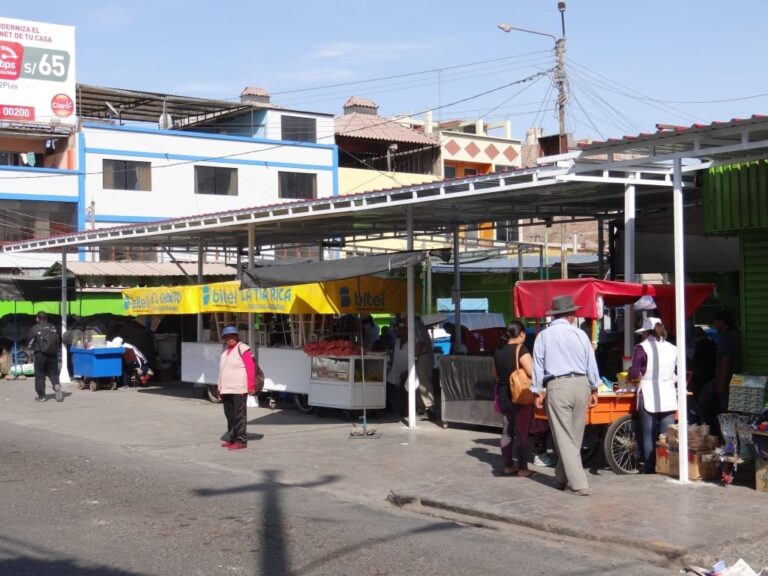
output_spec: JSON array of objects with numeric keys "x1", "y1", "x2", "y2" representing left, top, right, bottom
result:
[
  {"x1": 7, "y1": 118, "x2": 768, "y2": 255},
  {"x1": 0, "y1": 164, "x2": 694, "y2": 254},
  {"x1": 6, "y1": 115, "x2": 768, "y2": 446}
]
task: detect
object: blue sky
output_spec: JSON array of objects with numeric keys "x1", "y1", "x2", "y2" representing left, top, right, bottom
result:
[{"x1": 3, "y1": 1, "x2": 767, "y2": 141}]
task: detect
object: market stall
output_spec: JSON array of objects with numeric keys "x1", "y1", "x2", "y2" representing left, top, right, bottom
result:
[
  {"x1": 513, "y1": 278, "x2": 713, "y2": 332},
  {"x1": 515, "y1": 278, "x2": 714, "y2": 474},
  {"x1": 123, "y1": 272, "x2": 413, "y2": 410}
]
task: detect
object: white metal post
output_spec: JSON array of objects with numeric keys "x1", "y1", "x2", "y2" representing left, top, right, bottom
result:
[
  {"x1": 453, "y1": 226, "x2": 462, "y2": 351},
  {"x1": 623, "y1": 176, "x2": 636, "y2": 367},
  {"x1": 247, "y1": 224, "x2": 255, "y2": 348},
  {"x1": 197, "y1": 240, "x2": 203, "y2": 343},
  {"x1": 673, "y1": 158, "x2": 689, "y2": 483},
  {"x1": 59, "y1": 248, "x2": 70, "y2": 384},
  {"x1": 406, "y1": 207, "x2": 417, "y2": 429}
]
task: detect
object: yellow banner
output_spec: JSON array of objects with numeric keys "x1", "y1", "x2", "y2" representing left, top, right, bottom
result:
[
  {"x1": 122, "y1": 277, "x2": 411, "y2": 315},
  {"x1": 122, "y1": 285, "x2": 199, "y2": 315}
]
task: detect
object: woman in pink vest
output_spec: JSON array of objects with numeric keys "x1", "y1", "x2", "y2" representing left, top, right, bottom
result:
[{"x1": 218, "y1": 326, "x2": 256, "y2": 450}]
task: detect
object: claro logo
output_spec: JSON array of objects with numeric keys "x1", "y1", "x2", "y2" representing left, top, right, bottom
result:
[
  {"x1": 51, "y1": 93, "x2": 74, "y2": 118},
  {"x1": 0, "y1": 42, "x2": 23, "y2": 81}
]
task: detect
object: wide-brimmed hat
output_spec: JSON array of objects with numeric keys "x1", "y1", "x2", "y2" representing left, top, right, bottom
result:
[
  {"x1": 221, "y1": 326, "x2": 239, "y2": 338},
  {"x1": 635, "y1": 317, "x2": 662, "y2": 334},
  {"x1": 545, "y1": 294, "x2": 581, "y2": 316}
]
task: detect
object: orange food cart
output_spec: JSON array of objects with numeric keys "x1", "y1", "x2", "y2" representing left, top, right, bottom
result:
[{"x1": 516, "y1": 278, "x2": 713, "y2": 474}]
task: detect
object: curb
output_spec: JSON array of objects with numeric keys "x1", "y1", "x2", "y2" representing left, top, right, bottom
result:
[{"x1": 388, "y1": 492, "x2": 690, "y2": 565}]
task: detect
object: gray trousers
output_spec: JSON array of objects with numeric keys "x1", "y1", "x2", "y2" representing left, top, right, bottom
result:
[
  {"x1": 545, "y1": 377, "x2": 590, "y2": 491},
  {"x1": 415, "y1": 353, "x2": 434, "y2": 411}
]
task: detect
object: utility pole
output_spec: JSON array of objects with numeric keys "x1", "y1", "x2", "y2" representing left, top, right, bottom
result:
[
  {"x1": 499, "y1": 2, "x2": 568, "y2": 154},
  {"x1": 556, "y1": 2, "x2": 567, "y2": 155}
]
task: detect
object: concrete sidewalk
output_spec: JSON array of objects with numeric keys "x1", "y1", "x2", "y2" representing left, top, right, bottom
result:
[{"x1": 2, "y1": 379, "x2": 766, "y2": 571}]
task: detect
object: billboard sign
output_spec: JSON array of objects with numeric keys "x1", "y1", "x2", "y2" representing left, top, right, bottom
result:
[{"x1": 0, "y1": 17, "x2": 75, "y2": 125}]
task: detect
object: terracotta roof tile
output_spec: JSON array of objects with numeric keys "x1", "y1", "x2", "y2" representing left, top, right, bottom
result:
[
  {"x1": 335, "y1": 112, "x2": 439, "y2": 146},
  {"x1": 343, "y1": 96, "x2": 378, "y2": 109},
  {"x1": 240, "y1": 86, "x2": 270, "y2": 97}
]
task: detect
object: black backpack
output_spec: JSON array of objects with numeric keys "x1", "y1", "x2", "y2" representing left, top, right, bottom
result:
[
  {"x1": 34, "y1": 323, "x2": 59, "y2": 354},
  {"x1": 237, "y1": 343, "x2": 265, "y2": 394}
]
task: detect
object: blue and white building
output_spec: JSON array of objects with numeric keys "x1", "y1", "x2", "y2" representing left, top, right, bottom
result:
[{"x1": 0, "y1": 84, "x2": 337, "y2": 263}]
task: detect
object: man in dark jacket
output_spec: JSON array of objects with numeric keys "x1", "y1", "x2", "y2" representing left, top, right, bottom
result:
[{"x1": 27, "y1": 311, "x2": 62, "y2": 402}]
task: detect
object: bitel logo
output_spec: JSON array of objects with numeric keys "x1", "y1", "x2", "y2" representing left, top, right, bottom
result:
[
  {"x1": 0, "y1": 42, "x2": 23, "y2": 81},
  {"x1": 202, "y1": 285, "x2": 211, "y2": 306},
  {"x1": 339, "y1": 287, "x2": 351, "y2": 308}
]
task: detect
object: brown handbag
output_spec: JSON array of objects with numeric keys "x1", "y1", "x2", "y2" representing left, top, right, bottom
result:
[{"x1": 509, "y1": 344, "x2": 535, "y2": 405}]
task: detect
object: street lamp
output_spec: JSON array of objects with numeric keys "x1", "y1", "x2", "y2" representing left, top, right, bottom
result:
[{"x1": 498, "y1": 1, "x2": 567, "y2": 154}]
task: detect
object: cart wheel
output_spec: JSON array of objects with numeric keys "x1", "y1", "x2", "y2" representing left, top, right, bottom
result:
[
  {"x1": 89, "y1": 380, "x2": 98, "y2": 391},
  {"x1": 268, "y1": 397, "x2": 277, "y2": 410},
  {"x1": 206, "y1": 384, "x2": 221, "y2": 404},
  {"x1": 110, "y1": 379, "x2": 118, "y2": 391},
  {"x1": 604, "y1": 414, "x2": 640, "y2": 474},
  {"x1": 293, "y1": 393, "x2": 313, "y2": 414},
  {"x1": 76, "y1": 379, "x2": 86, "y2": 390}
]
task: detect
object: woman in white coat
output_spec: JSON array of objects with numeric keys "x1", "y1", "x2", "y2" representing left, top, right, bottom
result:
[{"x1": 628, "y1": 317, "x2": 678, "y2": 473}]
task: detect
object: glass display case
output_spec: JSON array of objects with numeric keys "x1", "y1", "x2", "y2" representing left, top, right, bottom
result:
[{"x1": 308, "y1": 355, "x2": 386, "y2": 409}]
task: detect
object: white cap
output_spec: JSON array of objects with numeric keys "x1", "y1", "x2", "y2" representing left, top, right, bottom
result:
[{"x1": 635, "y1": 317, "x2": 662, "y2": 334}]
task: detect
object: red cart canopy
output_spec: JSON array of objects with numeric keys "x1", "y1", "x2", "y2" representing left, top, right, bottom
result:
[{"x1": 513, "y1": 279, "x2": 713, "y2": 330}]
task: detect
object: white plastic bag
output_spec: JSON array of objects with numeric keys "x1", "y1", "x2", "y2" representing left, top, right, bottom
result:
[{"x1": 246, "y1": 394, "x2": 258, "y2": 408}]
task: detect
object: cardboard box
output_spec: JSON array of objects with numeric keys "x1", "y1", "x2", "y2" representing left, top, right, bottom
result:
[
  {"x1": 756, "y1": 458, "x2": 768, "y2": 493},
  {"x1": 656, "y1": 443, "x2": 669, "y2": 475},
  {"x1": 728, "y1": 374, "x2": 767, "y2": 414},
  {"x1": 656, "y1": 445, "x2": 718, "y2": 481}
]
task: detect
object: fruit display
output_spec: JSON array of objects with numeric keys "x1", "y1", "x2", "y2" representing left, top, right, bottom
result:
[{"x1": 303, "y1": 339, "x2": 362, "y2": 356}]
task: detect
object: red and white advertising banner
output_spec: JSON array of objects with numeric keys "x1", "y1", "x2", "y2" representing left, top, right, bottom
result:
[{"x1": 0, "y1": 17, "x2": 76, "y2": 125}]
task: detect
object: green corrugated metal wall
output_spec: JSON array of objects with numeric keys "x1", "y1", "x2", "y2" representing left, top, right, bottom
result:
[
  {"x1": 431, "y1": 273, "x2": 515, "y2": 319},
  {"x1": 704, "y1": 160, "x2": 768, "y2": 233},
  {"x1": 741, "y1": 233, "x2": 768, "y2": 373},
  {"x1": 430, "y1": 271, "x2": 557, "y2": 321}
]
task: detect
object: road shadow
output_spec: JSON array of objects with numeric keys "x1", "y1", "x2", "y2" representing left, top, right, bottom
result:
[
  {"x1": 135, "y1": 381, "x2": 202, "y2": 400},
  {"x1": 0, "y1": 534, "x2": 147, "y2": 576},
  {"x1": 193, "y1": 469, "x2": 463, "y2": 576},
  {"x1": 0, "y1": 558, "x2": 147, "y2": 576}
]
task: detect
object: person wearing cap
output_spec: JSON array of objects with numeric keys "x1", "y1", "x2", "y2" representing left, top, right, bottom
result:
[
  {"x1": 217, "y1": 326, "x2": 257, "y2": 450},
  {"x1": 628, "y1": 317, "x2": 678, "y2": 473},
  {"x1": 531, "y1": 295, "x2": 600, "y2": 495}
]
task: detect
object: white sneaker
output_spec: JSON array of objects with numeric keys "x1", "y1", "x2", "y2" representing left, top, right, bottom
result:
[
  {"x1": 54, "y1": 384, "x2": 63, "y2": 403},
  {"x1": 533, "y1": 453, "x2": 554, "y2": 467}
]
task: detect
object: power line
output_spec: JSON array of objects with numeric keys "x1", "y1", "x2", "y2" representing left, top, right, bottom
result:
[
  {"x1": 270, "y1": 51, "x2": 552, "y2": 96},
  {"x1": 0, "y1": 69, "x2": 553, "y2": 184}
]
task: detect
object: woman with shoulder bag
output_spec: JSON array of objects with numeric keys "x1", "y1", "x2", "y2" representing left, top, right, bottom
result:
[{"x1": 492, "y1": 321, "x2": 536, "y2": 477}]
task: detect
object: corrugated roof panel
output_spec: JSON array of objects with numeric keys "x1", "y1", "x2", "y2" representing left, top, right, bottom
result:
[{"x1": 61, "y1": 262, "x2": 235, "y2": 277}]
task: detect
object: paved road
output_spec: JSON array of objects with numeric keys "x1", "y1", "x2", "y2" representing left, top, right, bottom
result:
[{"x1": 0, "y1": 387, "x2": 673, "y2": 576}]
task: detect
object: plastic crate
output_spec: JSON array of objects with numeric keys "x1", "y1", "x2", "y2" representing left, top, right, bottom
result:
[{"x1": 71, "y1": 347, "x2": 125, "y2": 378}]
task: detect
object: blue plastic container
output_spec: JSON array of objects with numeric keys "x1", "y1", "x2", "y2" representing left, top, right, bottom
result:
[{"x1": 71, "y1": 347, "x2": 125, "y2": 378}]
